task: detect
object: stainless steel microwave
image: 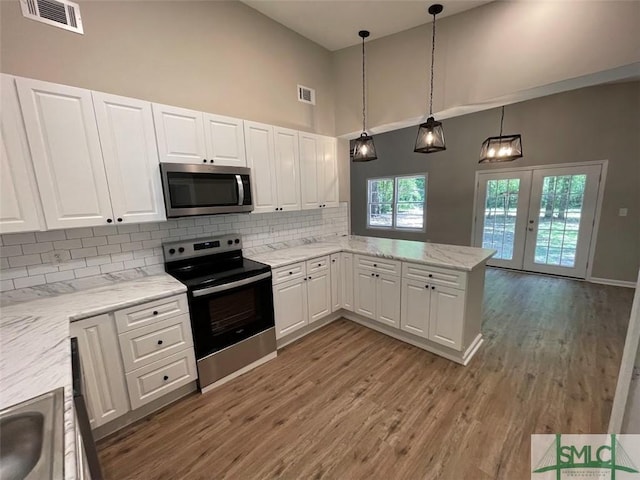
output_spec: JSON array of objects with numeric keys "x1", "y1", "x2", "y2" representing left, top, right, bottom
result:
[{"x1": 160, "y1": 163, "x2": 253, "y2": 217}]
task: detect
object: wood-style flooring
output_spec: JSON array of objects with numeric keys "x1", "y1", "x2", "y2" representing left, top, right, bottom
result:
[{"x1": 98, "y1": 269, "x2": 634, "y2": 479}]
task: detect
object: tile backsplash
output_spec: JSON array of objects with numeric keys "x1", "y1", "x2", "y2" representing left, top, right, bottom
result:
[{"x1": 0, "y1": 204, "x2": 348, "y2": 292}]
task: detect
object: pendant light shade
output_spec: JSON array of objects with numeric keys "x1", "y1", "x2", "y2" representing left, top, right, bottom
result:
[
  {"x1": 414, "y1": 4, "x2": 446, "y2": 154},
  {"x1": 478, "y1": 106, "x2": 523, "y2": 163},
  {"x1": 352, "y1": 30, "x2": 377, "y2": 162}
]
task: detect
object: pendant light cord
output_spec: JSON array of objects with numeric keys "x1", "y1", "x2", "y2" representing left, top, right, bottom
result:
[
  {"x1": 362, "y1": 34, "x2": 366, "y2": 133},
  {"x1": 499, "y1": 106, "x2": 505, "y2": 137},
  {"x1": 429, "y1": 12, "x2": 436, "y2": 116}
]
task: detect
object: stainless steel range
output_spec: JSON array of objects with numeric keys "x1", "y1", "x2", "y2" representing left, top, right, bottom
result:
[{"x1": 163, "y1": 234, "x2": 276, "y2": 391}]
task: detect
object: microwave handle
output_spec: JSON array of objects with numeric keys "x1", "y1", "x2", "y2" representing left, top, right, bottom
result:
[{"x1": 236, "y1": 175, "x2": 244, "y2": 206}]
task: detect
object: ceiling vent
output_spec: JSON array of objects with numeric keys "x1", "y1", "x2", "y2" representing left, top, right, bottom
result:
[
  {"x1": 20, "y1": 0, "x2": 83, "y2": 34},
  {"x1": 297, "y1": 85, "x2": 316, "y2": 105}
]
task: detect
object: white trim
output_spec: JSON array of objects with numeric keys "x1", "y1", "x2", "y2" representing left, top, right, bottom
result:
[
  {"x1": 589, "y1": 277, "x2": 636, "y2": 289},
  {"x1": 366, "y1": 173, "x2": 427, "y2": 233},
  {"x1": 586, "y1": 160, "x2": 608, "y2": 280}
]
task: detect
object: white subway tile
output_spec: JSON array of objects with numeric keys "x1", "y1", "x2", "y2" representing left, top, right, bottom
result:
[
  {"x1": 27, "y1": 264, "x2": 58, "y2": 276},
  {"x1": 1, "y1": 279, "x2": 14, "y2": 292},
  {"x1": 0, "y1": 258, "x2": 9, "y2": 269},
  {"x1": 73, "y1": 266, "x2": 102, "y2": 278},
  {"x1": 144, "y1": 255, "x2": 163, "y2": 266},
  {"x1": 117, "y1": 224, "x2": 140, "y2": 234},
  {"x1": 100, "y1": 262, "x2": 124, "y2": 274},
  {"x1": 57, "y1": 259, "x2": 87, "y2": 272},
  {"x1": 22, "y1": 242, "x2": 54, "y2": 255},
  {"x1": 111, "y1": 252, "x2": 134, "y2": 263},
  {"x1": 139, "y1": 223, "x2": 160, "y2": 232},
  {"x1": 35, "y1": 230, "x2": 66, "y2": 242},
  {"x1": 14, "y1": 275, "x2": 46, "y2": 288},
  {"x1": 45, "y1": 270, "x2": 74, "y2": 283},
  {"x1": 0, "y1": 267, "x2": 28, "y2": 280},
  {"x1": 82, "y1": 236, "x2": 108, "y2": 247},
  {"x1": 120, "y1": 241, "x2": 143, "y2": 252},
  {"x1": 124, "y1": 258, "x2": 146, "y2": 269},
  {"x1": 130, "y1": 231, "x2": 151, "y2": 242},
  {"x1": 41, "y1": 250, "x2": 71, "y2": 264},
  {"x1": 65, "y1": 227, "x2": 95, "y2": 239},
  {"x1": 70, "y1": 247, "x2": 98, "y2": 259},
  {"x1": 92, "y1": 226, "x2": 118, "y2": 236},
  {"x1": 53, "y1": 239, "x2": 82, "y2": 250},
  {"x1": 177, "y1": 218, "x2": 195, "y2": 228},
  {"x1": 8, "y1": 254, "x2": 43, "y2": 268},
  {"x1": 2, "y1": 232, "x2": 36, "y2": 245},
  {"x1": 86, "y1": 255, "x2": 112, "y2": 267},
  {"x1": 0, "y1": 245, "x2": 23, "y2": 258},
  {"x1": 142, "y1": 239, "x2": 162, "y2": 249},
  {"x1": 97, "y1": 244, "x2": 121, "y2": 255},
  {"x1": 133, "y1": 249, "x2": 155, "y2": 259},
  {"x1": 107, "y1": 234, "x2": 131, "y2": 244}
]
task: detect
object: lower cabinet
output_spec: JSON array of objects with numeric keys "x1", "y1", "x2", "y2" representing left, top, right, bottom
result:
[
  {"x1": 342, "y1": 253, "x2": 354, "y2": 312},
  {"x1": 354, "y1": 266, "x2": 401, "y2": 327},
  {"x1": 307, "y1": 269, "x2": 331, "y2": 322},
  {"x1": 70, "y1": 293, "x2": 196, "y2": 429},
  {"x1": 273, "y1": 276, "x2": 308, "y2": 337},
  {"x1": 330, "y1": 253, "x2": 342, "y2": 312},
  {"x1": 70, "y1": 315, "x2": 129, "y2": 429}
]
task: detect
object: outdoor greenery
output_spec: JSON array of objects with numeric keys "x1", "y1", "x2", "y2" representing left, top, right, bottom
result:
[{"x1": 368, "y1": 176, "x2": 426, "y2": 229}]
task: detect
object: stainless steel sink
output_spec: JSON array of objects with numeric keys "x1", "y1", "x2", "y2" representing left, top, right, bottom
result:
[{"x1": 0, "y1": 388, "x2": 64, "y2": 480}]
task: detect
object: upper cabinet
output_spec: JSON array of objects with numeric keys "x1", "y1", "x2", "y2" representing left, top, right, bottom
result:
[
  {"x1": 153, "y1": 103, "x2": 246, "y2": 167},
  {"x1": 299, "y1": 133, "x2": 339, "y2": 210},
  {"x1": 245, "y1": 121, "x2": 301, "y2": 213},
  {"x1": 16, "y1": 77, "x2": 114, "y2": 229},
  {"x1": 92, "y1": 92, "x2": 166, "y2": 224},
  {"x1": 0, "y1": 75, "x2": 44, "y2": 234}
]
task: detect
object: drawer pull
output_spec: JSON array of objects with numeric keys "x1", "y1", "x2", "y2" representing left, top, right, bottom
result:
[
  {"x1": 428, "y1": 274, "x2": 433, "y2": 278},
  {"x1": 289, "y1": 271, "x2": 293, "y2": 275},
  {"x1": 373, "y1": 263, "x2": 377, "y2": 267},
  {"x1": 153, "y1": 311, "x2": 159, "y2": 315},
  {"x1": 370, "y1": 273, "x2": 374, "y2": 277},
  {"x1": 157, "y1": 340, "x2": 163, "y2": 345},
  {"x1": 318, "y1": 263, "x2": 321, "y2": 267},
  {"x1": 432, "y1": 286, "x2": 436, "y2": 290},
  {"x1": 163, "y1": 375, "x2": 169, "y2": 381},
  {"x1": 376, "y1": 274, "x2": 379, "y2": 278}
]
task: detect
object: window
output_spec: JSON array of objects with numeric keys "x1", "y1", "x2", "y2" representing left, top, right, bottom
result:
[{"x1": 367, "y1": 174, "x2": 426, "y2": 231}]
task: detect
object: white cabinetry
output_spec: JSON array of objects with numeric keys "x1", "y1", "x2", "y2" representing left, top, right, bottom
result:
[
  {"x1": 70, "y1": 315, "x2": 130, "y2": 429},
  {"x1": 245, "y1": 121, "x2": 302, "y2": 213},
  {"x1": 153, "y1": 103, "x2": 245, "y2": 167},
  {"x1": 341, "y1": 253, "x2": 354, "y2": 312},
  {"x1": 0, "y1": 74, "x2": 43, "y2": 234},
  {"x1": 17, "y1": 78, "x2": 114, "y2": 229},
  {"x1": 92, "y1": 92, "x2": 166, "y2": 224},
  {"x1": 354, "y1": 255, "x2": 401, "y2": 327},
  {"x1": 272, "y1": 256, "x2": 332, "y2": 339},
  {"x1": 429, "y1": 285, "x2": 465, "y2": 349},
  {"x1": 299, "y1": 133, "x2": 339, "y2": 210},
  {"x1": 330, "y1": 253, "x2": 342, "y2": 312}
]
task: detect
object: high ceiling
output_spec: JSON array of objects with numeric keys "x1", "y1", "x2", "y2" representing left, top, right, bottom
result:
[{"x1": 242, "y1": 1, "x2": 492, "y2": 51}]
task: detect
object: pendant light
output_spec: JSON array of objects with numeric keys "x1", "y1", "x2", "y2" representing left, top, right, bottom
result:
[
  {"x1": 478, "y1": 106, "x2": 523, "y2": 163},
  {"x1": 414, "y1": 4, "x2": 446, "y2": 154},
  {"x1": 352, "y1": 30, "x2": 377, "y2": 162}
]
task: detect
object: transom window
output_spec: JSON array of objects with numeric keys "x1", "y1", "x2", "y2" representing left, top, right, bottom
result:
[{"x1": 367, "y1": 174, "x2": 426, "y2": 231}]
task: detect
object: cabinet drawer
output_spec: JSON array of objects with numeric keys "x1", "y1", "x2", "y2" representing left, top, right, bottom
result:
[
  {"x1": 118, "y1": 314, "x2": 194, "y2": 372},
  {"x1": 115, "y1": 294, "x2": 189, "y2": 333},
  {"x1": 272, "y1": 262, "x2": 306, "y2": 285},
  {"x1": 355, "y1": 255, "x2": 401, "y2": 276},
  {"x1": 402, "y1": 263, "x2": 466, "y2": 289},
  {"x1": 306, "y1": 256, "x2": 329, "y2": 274},
  {"x1": 125, "y1": 349, "x2": 197, "y2": 410}
]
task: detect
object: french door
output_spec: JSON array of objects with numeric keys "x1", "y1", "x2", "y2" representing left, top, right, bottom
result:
[{"x1": 474, "y1": 164, "x2": 602, "y2": 278}]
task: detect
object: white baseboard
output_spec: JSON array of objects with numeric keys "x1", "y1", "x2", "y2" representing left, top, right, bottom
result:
[{"x1": 589, "y1": 277, "x2": 637, "y2": 288}]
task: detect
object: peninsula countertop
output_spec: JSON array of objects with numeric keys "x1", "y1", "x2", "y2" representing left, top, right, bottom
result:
[
  {"x1": 0, "y1": 273, "x2": 187, "y2": 479},
  {"x1": 247, "y1": 235, "x2": 496, "y2": 271}
]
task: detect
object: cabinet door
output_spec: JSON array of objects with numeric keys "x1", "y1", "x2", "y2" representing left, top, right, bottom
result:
[
  {"x1": 428, "y1": 285, "x2": 465, "y2": 350},
  {"x1": 354, "y1": 267, "x2": 376, "y2": 320},
  {"x1": 273, "y1": 277, "x2": 308, "y2": 338},
  {"x1": 307, "y1": 270, "x2": 331, "y2": 323},
  {"x1": 330, "y1": 253, "x2": 341, "y2": 312},
  {"x1": 274, "y1": 127, "x2": 301, "y2": 211},
  {"x1": 376, "y1": 274, "x2": 401, "y2": 327},
  {"x1": 342, "y1": 253, "x2": 354, "y2": 312},
  {"x1": 17, "y1": 78, "x2": 114, "y2": 229},
  {"x1": 203, "y1": 113, "x2": 246, "y2": 167},
  {"x1": 0, "y1": 75, "x2": 43, "y2": 233},
  {"x1": 299, "y1": 133, "x2": 321, "y2": 210},
  {"x1": 400, "y1": 278, "x2": 430, "y2": 338},
  {"x1": 244, "y1": 121, "x2": 278, "y2": 213},
  {"x1": 70, "y1": 315, "x2": 129, "y2": 429},
  {"x1": 321, "y1": 136, "x2": 339, "y2": 208},
  {"x1": 152, "y1": 103, "x2": 206, "y2": 164},
  {"x1": 92, "y1": 92, "x2": 166, "y2": 224}
]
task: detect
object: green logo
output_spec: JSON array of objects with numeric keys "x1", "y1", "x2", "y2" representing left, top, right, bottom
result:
[{"x1": 532, "y1": 434, "x2": 639, "y2": 480}]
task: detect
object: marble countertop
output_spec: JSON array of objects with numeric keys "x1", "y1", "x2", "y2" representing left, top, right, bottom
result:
[
  {"x1": 248, "y1": 235, "x2": 496, "y2": 272},
  {"x1": 0, "y1": 273, "x2": 186, "y2": 479}
]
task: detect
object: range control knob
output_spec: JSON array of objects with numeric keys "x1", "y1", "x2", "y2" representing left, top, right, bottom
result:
[
  {"x1": 168, "y1": 248, "x2": 176, "y2": 255},
  {"x1": 227, "y1": 240, "x2": 233, "y2": 245},
  {"x1": 234, "y1": 239, "x2": 240, "y2": 244},
  {"x1": 178, "y1": 247, "x2": 185, "y2": 253}
]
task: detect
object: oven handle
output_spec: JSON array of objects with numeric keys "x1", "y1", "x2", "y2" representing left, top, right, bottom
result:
[
  {"x1": 236, "y1": 175, "x2": 244, "y2": 206},
  {"x1": 192, "y1": 271, "x2": 271, "y2": 297}
]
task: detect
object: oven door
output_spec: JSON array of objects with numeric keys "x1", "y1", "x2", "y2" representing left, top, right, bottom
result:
[
  {"x1": 188, "y1": 272, "x2": 274, "y2": 359},
  {"x1": 160, "y1": 163, "x2": 253, "y2": 217}
]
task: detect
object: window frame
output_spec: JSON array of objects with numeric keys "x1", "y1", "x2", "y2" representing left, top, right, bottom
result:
[{"x1": 366, "y1": 173, "x2": 427, "y2": 232}]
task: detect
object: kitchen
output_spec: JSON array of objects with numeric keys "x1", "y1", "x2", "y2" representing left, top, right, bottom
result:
[{"x1": 1, "y1": 1, "x2": 639, "y2": 479}]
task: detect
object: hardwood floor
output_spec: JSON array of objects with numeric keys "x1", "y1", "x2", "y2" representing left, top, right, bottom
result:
[{"x1": 98, "y1": 269, "x2": 633, "y2": 479}]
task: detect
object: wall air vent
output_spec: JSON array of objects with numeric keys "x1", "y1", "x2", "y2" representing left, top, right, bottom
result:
[
  {"x1": 297, "y1": 85, "x2": 316, "y2": 105},
  {"x1": 20, "y1": 0, "x2": 83, "y2": 34}
]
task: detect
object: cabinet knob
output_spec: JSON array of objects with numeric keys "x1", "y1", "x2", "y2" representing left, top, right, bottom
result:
[
  {"x1": 431, "y1": 286, "x2": 435, "y2": 290},
  {"x1": 107, "y1": 218, "x2": 113, "y2": 223},
  {"x1": 203, "y1": 159, "x2": 207, "y2": 163},
  {"x1": 318, "y1": 263, "x2": 321, "y2": 267},
  {"x1": 117, "y1": 218, "x2": 123, "y2": 223},
  {"x1": 428, "y1": 274, "x2": 433, "y2": 278},
  {"x1": 332, "y1": 259, "x2": 335, "y2": 263},
  {"x1": 371, "y1": 273, "x2": 374, "y2": 277},
  {"x1": 289, "y1": 271, "x2": 293, "y2": 275},
  {"x1": 373, "y1": 264, "x2": 377, "y2": 267},
  {"x1": 376, "y1": 274, "x2": 379, "y2": 278},
  {"x1": 163, "y1": 375, "x2": 169, "y2": 381},
  {"x1": 153, "y1": 310, "x2": 158, "y2": 315},
  {"x1": 425, "y1": 285, "x2": 429, "y2": 289},
  {"x1": 210, "y1": 160, "x2": 214, "y2": 163},
  {"x1": 157, "y1": 340, "x2": 163, "y2": 345}
]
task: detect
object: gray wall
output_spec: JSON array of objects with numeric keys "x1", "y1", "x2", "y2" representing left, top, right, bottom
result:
[{"x1": 350, "y1": 81, "x2": 640, "y2": 282}]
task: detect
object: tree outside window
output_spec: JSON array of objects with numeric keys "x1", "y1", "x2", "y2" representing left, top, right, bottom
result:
[{"x1": 367, "y1": 175, "x2": 426, "y2": 231}]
